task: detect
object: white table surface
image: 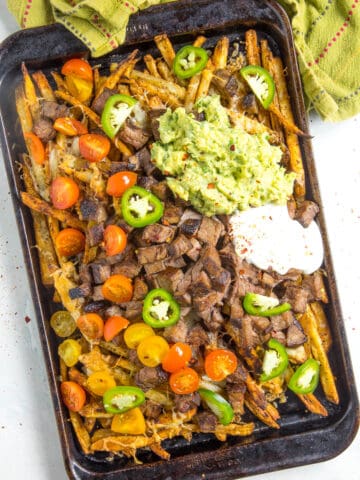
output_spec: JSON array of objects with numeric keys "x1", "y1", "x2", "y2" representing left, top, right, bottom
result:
[{"x1": 0, "y1": 4, "x2": 359, "y2": 479}]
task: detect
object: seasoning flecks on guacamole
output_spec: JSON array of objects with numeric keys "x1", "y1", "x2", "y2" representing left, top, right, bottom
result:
[{"x1": 151, "y1": 96, "x2": 295, "y2": 217}]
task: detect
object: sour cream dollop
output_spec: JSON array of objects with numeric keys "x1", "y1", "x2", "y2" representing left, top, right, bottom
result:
[{"x1": 229, "y1": 204, "x2": 324, "y2": 275}]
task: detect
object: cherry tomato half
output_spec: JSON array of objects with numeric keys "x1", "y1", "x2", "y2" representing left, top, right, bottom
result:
[
  {"x1": 77, "y1": 313, "x2": 104, "y2": 340},
  {"x1": 104, "y1": 316, "x2": 129, "y2": 342},
  {"x1": 58, "y1": 339, "x2": 82, "y2": 367},
  {"x1": 50, "y1": 176, "x2": 80, "y2": 209},
  {"x1": 204, "y1": 349, "x2": 238, "y2": 382},
  {"x1": 111, "y1": 407, "x2": 146, "y2": 434},
  {"x1": 123, "y1": 322, "x2": 155, "y2": 349},
  {"x1": 79, "y1": 133, "x2": 111, "y2": 163},
  {"x1": 50, "y1": 310, "x2": 77, "y2": 338},
  {"x1": 162, "y1": 342, "x2": 192, "y2": 373},
  {"x1": 24, "y1": 132, "x2": 46, "y2": 165},
  {"x1": 102, "y1": 274, "x2": 133, "y2": 303},
  {"x1": 53, "y1": 117, "x2": 88, "y2": 136},
  {"x1": 169, "y1": 367, "x2": 200, "y2": 395},
  {"x1": 137, "y1": 335, "x2": 169, "y2": 367},
  {"x1": 106, "y1": 171, "x2": 137, "y2": 197},
  {"x1": 61, "y1": 58, "x2": 93, "y2": 82},
  {"x1": 104, "y1": 225, "x2": 127, "y2": 256},
  {"x1": 55, "y1": 228, "x2": 85, "y2": 257},
  {"x1": 60, "y1": 381, "x2": 86, "y2": 412}
]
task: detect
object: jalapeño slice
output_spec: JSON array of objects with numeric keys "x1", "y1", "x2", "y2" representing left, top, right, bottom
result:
[
  {"x1": 240, "y1": 65, "x2": 275, "y2": 109},
  {"x1": 260, "y1": 338, "x2": 289, "y2": 382},
  {"x1": 121, "y1": 186, "x2": 164, "y2": 228},
  {"x1": 198, "y1": 388, "x2": 234, "y2": 426},
  {"x1": 287, "y1": 358, "x2": 320, "y2": 394},
  {"x1": 101, "y1": 94, "x2": 137, "y2": 139},
  {"x1": 143, "y1": 288, "x2": 180, "y2": 328},
  {"x1": 173, "y1": 45, "x2": 208, "y2": 79},
  {"x1": 243, "y1": 293, "x2": 291, "y2": 317},
  {"x1": 103, "y1": 386, "x2": 145, "y2": 414}
]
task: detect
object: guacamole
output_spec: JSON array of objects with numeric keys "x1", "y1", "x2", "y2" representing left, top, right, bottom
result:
[{"x1": 151, "y1": 95, "x2": 295, "y2": 216}]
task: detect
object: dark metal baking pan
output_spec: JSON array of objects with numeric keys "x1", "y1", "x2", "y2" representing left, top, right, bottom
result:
[{"x1": 0, "y1": 0, "x2": 358, "y2": 478}]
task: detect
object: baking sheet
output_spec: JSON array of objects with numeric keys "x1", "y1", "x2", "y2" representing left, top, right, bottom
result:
[{"x1": 0, "y1": 0, "x2": 358, "y2": 478}]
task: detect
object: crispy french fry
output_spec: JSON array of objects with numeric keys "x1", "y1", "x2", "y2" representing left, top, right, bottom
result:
[
  {"x1": 51, "y1": 71, "x2": 68, "y2": 92},
  {"x1": 144, "y1": 54, "x2": 161, "y2": 78},
  {"x1": 150, "y1": 443, "x2": 170, "y2": 460},
  {"x1": 212, "y1": 36, "x2": 229, "y2": 70},
  {"x1": 20, "y1": 191, "x2": 85, "y2": 230},
  {"x1": 193, "y1": 35, "x2": 207, "y2": 48},
  {"x1": 55, "y1": 90, "x2": 101, "y2": 127},
  {"x1": 93, "y1": 50, "x2": 138, "y2": 101},
  {"x1": 156, "y1": 59, "x2": 174, "y2": 81},
  {"x1": 310, "y1": 302, "x2": 332, "y2": 352},
  {"x1": 271, "y1": 56, "x2": 305, "y2": 198},
  {"x1": 245, "y1": 394, "x2": 280, "y2": 429},
  {"x1": 93, "y1": 67, "x2": 101, "y2": 94},
  {"x1": 136, "y1": 79, "x2": 182, "y2": 108},
  {"x1": 32, "y1": 70, "x2": 55, "y2": 101},
  {"x1": 260, "y1": 40, "x2": 283, "y2": 138},
  {"x1": 131, "y1": 70, "x2": 186, "y2": 100},
  {"x1": 298, "y1": 306, "x2": 339, "y2": 404},
  {"x1": 22, "y1": 62, "x2": 41, "y2": 121},
  {"x1": 118, "y1": 84, "x2": 131, "y2": 96},
  {"x1": 114, "y1": 137, "x2": 133, "y2": 157},
  {"x1": 154, "y1": 33, "x2": 176, "y2": 68},
  {"x1": 59, "y1": 358, "x2": 68, "y2": 382},
  {"x1": 53, "y1": 262, "x2": 84, "y2": 320},
  {"x1": 15, "y1": 85, "x2": 33, "y2": 133},
  {"x1": 213, "y1": 422, "x2": 255, "y2": 441},
  {"x1": 84, "y1": 417, "x2": 96, "y2": 434},
  {"x1": 185, "y1": 74, "x2": 201, "y2": 109},
  {"x1": 69, "y1": 411, "x2": 91, "y2": 454},
  {"x1": 195, "y1": 68, "x2": 213, "y2": 100}
]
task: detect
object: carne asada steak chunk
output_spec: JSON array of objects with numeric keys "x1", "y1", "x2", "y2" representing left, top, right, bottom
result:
[
  {"x1": 42, "y1": 100, "x2": 69, "y2": 120},
  {"x1": 151, "y1": 181, "x2": 172, "y2": 201},
  {"x1": 88, "y1": 223, "x2": 105, "y2": 247},
  {"x1": 174, "y1": 392, "x2": 201, "y2": 413},
  {"x1": 118, "y1": 119, "x2": 150, "y2": 150},
  {"x1": 302, "y1": 271, "x2": 328, "y2": 303},
  {"x1": 130, "y1": 147, "x2": 155, "y2": 176},
  {"x1": 144, "y1": 260, "x2": 168, "y2": 275},
  {"x1": 196, "y1": 411, "x2": 217, "y2": 432},
  {"x1": 283, "y1": 286, "x2": 309, "y2": 313},
  {"x1": 132, "y1": 277, "x2": 149, "y2": 301},
  {"x1": 134, "y1": 366, "x2": 168, "y2": 390},
  {"x1": 112, "y1": 260, "x2": 142, "y2": 278},
  {"x1": 196, "y1": 216, "x2": 225, "y2": 246},
  {"x1": 91, "y1": 88, "x2": 117, "y2": 114},
  {"x1": 141, "y1": 400, "x2": 162, "y2": 420},
  {"x1": 142, "y1": 223, "x2": 175, "y2": 244},
  {"x1": 80, "y1": 199, "x2": 107, "y2": 222},
  {"x1": 152, "y1": 267, "x2": 184, "y2": 294},
  {"x1": 149, "y1": 108, "x2": 167, "y2": 140},
  {"x1": 163, "y1": 317, "x2": 189, "y2": 344},
  {"x1": 286, "y1": 319, "x2": 307, "y2": 347},
  {"x1": 162, "y1": 205, "x2": 184, "y2": 225},
  {"x1": 136, "y1": 244, "x2": 168, "y2": 264},
  {"x1": 69, "y1": 283, "x2": 92, "y2": 299},
  {"x1": 89, "y1": 262, "x2": 111, "y2": 284},
  {"x1": 33, "y1": 118, "x2": 56, "y2": 142},
  {"x1": 295, "y1": 200, "x2": 319, "y2": 228}
]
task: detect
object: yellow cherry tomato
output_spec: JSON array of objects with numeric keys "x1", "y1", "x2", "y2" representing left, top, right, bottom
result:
[
  {"x1": 87, "y1": 370, "x2": 116, "y2": 396},
  {"x1": 137, "y1": 335, "x2": 170, "y2": 367},
  {"x1": 58, "y1": 339, "x2": 82, "y2": 367},
  {"x1": 123, "y1": 323, "x2": 154, "y2": 349},
  {"x1": 111, "y1": 407, "x2": 146, "y2": 435},
  {"x1": 50, "y1": 310, "x2": 77, "y2": 338},
  {"x1": 65, "y1": 75, "x2": 93, "y2": 103}
]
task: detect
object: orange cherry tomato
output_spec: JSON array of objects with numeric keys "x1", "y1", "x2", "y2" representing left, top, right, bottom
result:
[
  {"x1": 106, "y1": 171, "x2": 137, "y2": 197},
  {"x1": 79, "y1": 133, "x2": 111, "y2": 162},
  {"x1": 55, "y1": 228, "x2": 85, "y2": 257},
  {"x1": 60, "y1": 381, "x2": 86, "y2": 412},
  {"x1": 204, "y1": 349, "x2": 238, "y2": 381},
  {"x1": 24, "y1": 132, "x2": 46, "y2": 165},
  {"x1": 104, "y1": 225, "x2": 127, "y2": 256},
  {"x1": 162, "y1": 342, "x2": 192, "y2": 373},
  {"x1": 104, "y1": 315, "x2": 130, "y2": 342},
  {"x1": 61, "y1": 58, "x2": 93, "y2": 82},
  {"x1": 169, "y1": 367, "x2": 200, "y2": 395},
  {"x1": 50, "y1": 176, "x2": 80, "y2": 209},
  {"x1": 77, "y1": 313, "x2": 104, "y2": 340},
  {"x1": 102, "y1": 274, "x2": 133, "y2": 303},
  {"x1": 53, "y1": 117, "x2": 88, "y2": 136}
]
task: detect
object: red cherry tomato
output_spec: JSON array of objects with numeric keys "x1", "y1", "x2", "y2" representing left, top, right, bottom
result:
[
  {"x1": 61, "y1": 58, "x2": 93, "y2": 82},
  {"x1": 79, "y1": 133, "x2": 111, "y2": 163},
  {"x1": 204, "y1": 349, "x2": 238, "y2": 381},
  {"x1": 104, "y1": 316, "x2": 130, "y2": 342},
  {"x1": 169, "y1": 367, "x2": 199, "y2": 395},
  {"x1": 162, "y1": 342, "x2": 192, "y2": 373},
  {"x1": 106, "y1": 171, "x2": 137, "y2": 197},
  {"x1": 60, "y1": 381, "x2": 86, "y2": 412},
  {"x1": 50, "y1": 177, "x2": 80, "y2": 209},
  {"x1": 103, "y1": 225, "x2": 127, "y2": 256}
]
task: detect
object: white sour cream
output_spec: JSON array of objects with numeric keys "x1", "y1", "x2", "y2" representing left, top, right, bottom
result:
[{"x1": 229, "y1": 204, "x2": 324, "y2": 275}]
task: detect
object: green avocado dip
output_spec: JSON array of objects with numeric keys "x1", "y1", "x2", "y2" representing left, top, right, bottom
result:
[{"x1": 150, "y1": 95, "x2": 295, "y2": 216}]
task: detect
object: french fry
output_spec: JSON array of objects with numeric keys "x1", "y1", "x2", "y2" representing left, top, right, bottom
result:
[
  {"x1": 59, "y1": 358, "x2": 68, "y2": 382},
  {"x1": 244, "y1": 30, "x2": 271, "y2": 127},
  {"x1": 144, "y1": 54, "x2": 161, "y2": 78},
  {"x1": 83, "y1": 417, "x2": 96, "y2": 434},
  {"x1": 260, "y1": 40, "x2": 283, "y2": 138},
  {"x1": 150, "y1": 443, "x2": 171, "y2": 460},
  {"x1": 15, "y1": 85, "x2": 33, "y2": 133},
  {"x1": 51, "y1": 71, "x2": 68, "y2": 92},
  {"x1": 54, "y1": 90, "x2": 102, "y2": 128},
  {"x1": 53, "y1": 262, "x2": 84, "y2": 320},
  {"x1": 154, "y1": 33, "x2": 176, "y2": 68},
  {"x1": 310, "y1": 302, "x2": 332, "y2": 352},
  {"x1": 114, "y1": 137, "x2": 133, "y2": 157},
  {"x1": 32, "y1": 70, "x2": 55, "y2": 101},
  {"x1": 136, "y1": 79, "x2": 182, "y2": 108},
  {"x1": 156, "y1": 59, "x2": 174, "y2": 81},
  {"x1": 21, "y1": 62, "x2": 41, "y2": 121},
  {"x1": 213, "y1": 422, "x2": 255, "y2": 441},
  {"x1": 185, "y1": 74, "x2": 201, "y2": 109},
  {"x1": 69, "y1": 411, "x2": 91, "y2": 454},
  {"x1": 195, "y1": 68, "x2": 213, "y2": 101},
  {"x1": 271, "y1": 56, "x2": 305, "y2": 198},
  {"x1": 20, "y1": 191, "x2": 86, "y2": 230},
  {"x1": 245, "y1": 394, "x2": 280, "y2": 429},
  {"x1": 212, "y1": 36, "x2": 229, "y2": 70},
  {"x1": 298, "y1": 305, "x2": 339, "y2": 404},
  {"x1": 193, "y1": 35, "x2": 206, "y2": 48},
  {"x1": 131, "y1": 70, "x2": 186, "y2": 100}
]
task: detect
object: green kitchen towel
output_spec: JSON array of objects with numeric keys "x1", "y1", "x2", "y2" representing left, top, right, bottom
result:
[
  {"x1": 7, "y1": 0, "x2": 360, "y2": 121},
  {"x1": 6, "y1": 0, "x2": 175, "y2": 57}
]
